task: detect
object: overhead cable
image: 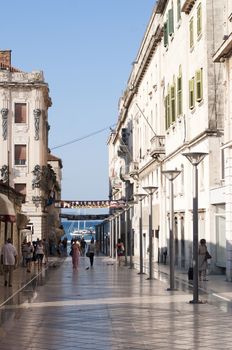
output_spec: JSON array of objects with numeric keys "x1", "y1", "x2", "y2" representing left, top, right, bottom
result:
[{"x1": 50, "y1": 124, "x2": 116, "y2": 150}]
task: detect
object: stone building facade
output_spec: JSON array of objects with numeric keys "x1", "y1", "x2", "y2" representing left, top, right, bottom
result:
[
  {"x1": 0, "y1": 50, "x2": 62, "y2": 242},
  {"x1": 108, "y1": 0, "x2": 226, "y2": 274},
  {"x1": 213, "y1": 2, "x2": 232, "y2": 280}
]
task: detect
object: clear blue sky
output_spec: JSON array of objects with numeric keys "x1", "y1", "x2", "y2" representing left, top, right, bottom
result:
[{"x1": 1, "y1": 0, "x2": 156, "y2": 201}]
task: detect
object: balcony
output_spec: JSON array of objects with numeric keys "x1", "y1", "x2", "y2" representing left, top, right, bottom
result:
[
  {"x1": 129, "y1": 162, "x2": 139, "y2": 178},
  {"x1": 150, "y1": 135, "x2": 165, "y2": 158}
]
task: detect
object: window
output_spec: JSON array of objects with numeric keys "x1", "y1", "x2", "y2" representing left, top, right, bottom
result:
[
  {"x1": 168, "y1": 6, "x2": 174, "y2": 35},
  {"x1": 165, "y1": 85, "x2": 171, "y2": 129},
  {"x1": 15, "y1": 183, "x2": 26, "y2": 195},
  {"x1": 15, "y1": 103, "x2": 26, "y2": 123},
  {"x1": 15, "y1": 183, "x2": 26, "y2": 202},
  {"x1": 197, "y1": 3, "x2": 202, "y2": 37},
  {"x1": 189, "y1": 17, "x2": 194, "y2": 48},
  {"x1": 189, "y1": 78, "x2": 195, "y2": 109},
  {"x1": 177, "y1": 0, "x2": 181, "y2": 22},
  {"x1": 165, "y1": 95, "x2": 170, "y2": 129},
  {"x1": 177, "y1": 66, "x2": 182, "y2": 116},
  {"x1": 15, "y1": 145, "x2": 26, "y2": 165},
  {"x1": 196, "y1": 69, "x2": 203, "y2": 101},
  {"x1": 170, "y1": 80, "x2": 176, "y2": 123}
]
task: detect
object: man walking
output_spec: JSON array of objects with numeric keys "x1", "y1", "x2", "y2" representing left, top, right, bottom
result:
[{"x1": 1, "y1": 238, "x2": 18, "y2": 287}]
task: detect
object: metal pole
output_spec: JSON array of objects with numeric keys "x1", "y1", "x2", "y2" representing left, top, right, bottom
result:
[
  {"x1": 192, "y1": 165, "x2": 199, "y2": 303},
  {"x1": 139, "y1": 199, "x2": 144, "y2": 274},
  {"x1": 148, "y1": 193, "x2": 153, "y2": 279},
  {"x1": 115, "y1": 215, "x2": 118, "y2": 262},
  {"x1": 169, "y1": 180, "x2": 175, "y2": 290},
  {"x1": 124, "y1": 209, "x2": 128, "y2": 266},
  {"x1": 129, "y1": 205, "x2": 133, "y2": 269}
]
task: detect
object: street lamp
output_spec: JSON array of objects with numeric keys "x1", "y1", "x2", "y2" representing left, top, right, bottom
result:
[
  {"x1": 143, "y1": 186, "x2": 158, "y2": 279},
  {"x1": 134, "y1": 193, "x2": 147, "y2": 274},
  {"x1": 182, "y1": 152, "x2": 208, "y2": 303},
  {"x1": 162, "y1": 170, "x2": 181, "y2": 290}
]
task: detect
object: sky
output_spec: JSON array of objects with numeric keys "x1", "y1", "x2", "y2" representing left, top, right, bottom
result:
[{"x1": 1, "y1": 0, "x2": 156, "y2": 202}]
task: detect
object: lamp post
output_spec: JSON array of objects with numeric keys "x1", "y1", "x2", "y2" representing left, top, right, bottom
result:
[
  {"x1": 162, "y1": 170, "x2": 181, "y2": 290},
  {"x1": 182, "y1": 152, "x2": 208, "y2": 303},
  {"x1": 143, "y1": 186, "x2": 158, "y2": 280},
  {"x1": 134, "y1": 193, "x2": 147, "y2": 274}
]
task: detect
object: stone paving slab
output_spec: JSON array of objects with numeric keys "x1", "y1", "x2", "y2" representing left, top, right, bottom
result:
[{"x1": 0, "y1": 256, "x2": 232, "y2": 349}]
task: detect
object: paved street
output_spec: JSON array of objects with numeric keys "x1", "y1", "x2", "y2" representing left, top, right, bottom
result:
[{"x1": 0, "y1": 256, "x2": 232, "y2": 350}]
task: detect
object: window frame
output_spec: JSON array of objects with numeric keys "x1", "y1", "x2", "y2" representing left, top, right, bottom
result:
[
  {"x1": 189, "y1": 77, "x2": 195, "y2": 109},
  {"x1": 197, "y1": 3, "x2": 202, "y2": 37},
  {"x1": 189, "y1": 17, "x2": 194, "y2": 49},
  {"x1": 14, "y1": 144, "x2": 27, "y2": 166},
  {"x1": 177, "y1": 66, "x2": 182, "y2": 116},
  {"x1": 15, "y1": 103, "x2": 27, "y2": 124},
  {"x1": 196, "y1": 69, "x2": 203, "y2": 102}
]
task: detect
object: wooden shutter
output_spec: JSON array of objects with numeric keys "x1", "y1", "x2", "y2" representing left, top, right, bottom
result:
[
  {"x1": 196, "y1": 69, "x2": 203, "y2": 101},
  {"x1": 189, "y1": 78, "x2": 195, "y2": 109},
  {"x1": 177, "y1": 0, "x2": 181, "y2": 22},
  {"x1": 177, "y1": 69, "x2": 182, "y2": 116},
  {"x1": 197, "y1": 3, "x2": 202, "y2": 37},
  {"x1": 189, "y1": 17, "x2": 194, "y2": 48},
  {"x1": 15, "y1": 103, "x2": 26, "y2": 123},
  {"x1": 167, "y1": 87, "x2": 171, "y2": 128},
  {"x1": 168, "y1": 8, "x2": 174, "y2": 35},
  {"x1": 170, "y1": 83, "x2": 176, "y2": 123}
]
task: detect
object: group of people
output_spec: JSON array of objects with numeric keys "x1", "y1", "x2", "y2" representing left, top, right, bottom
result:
[
  {"x1": 70, "y1": 238, "x2": 100, "y2": 270},
  {"x1": 22, "y1": 238, "x2": 47, "y2": 272}
]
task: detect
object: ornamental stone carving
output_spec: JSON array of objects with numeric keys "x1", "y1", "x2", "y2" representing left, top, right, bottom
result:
[
  {"x1": 0, "y1": 164, "x2": 8, "y2": 183},
  {"x1": 33, "y1": 109, "x2": 41, "y2": 140},
  {"x1": 32, "y1": 164, "x2": 42, "y2": 188},
  {"x1": 1, "y1": 108, "x2": 8, "y2": 140}
]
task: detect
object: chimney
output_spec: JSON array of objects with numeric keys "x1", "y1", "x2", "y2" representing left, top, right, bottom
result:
[{"x1": 0, "y1": 50, "x2": 11, "y2": 67}]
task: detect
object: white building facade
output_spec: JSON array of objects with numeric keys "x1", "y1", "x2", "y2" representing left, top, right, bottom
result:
[
  {"x1": 108, "y1": 0, "x2": 226, "y2": 274},
  {"x1": 213, "y1": 2, "x2": 232, "y2": 280},
  {"x1": 0, "y1": 50, "x2": 61, "y2": 240}
]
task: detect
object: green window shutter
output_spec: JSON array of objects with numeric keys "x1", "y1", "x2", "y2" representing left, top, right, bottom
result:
[
  {"x1": 197, "y1": 3, "x2": 202, "y2": 37},
  {"x1": 189, "y1": 78, "x2": 195, "y2": 109},
  {"x1": 164, "y1": 22, "x2": 168, "y2": 47},
  {"x1": 168, "y1": 8, "x2": 174, "y2": 35},
  {"x1": 189, "y1": 17, "x2": 194, "y2": 48},
  {"x1": 177, "y1": 68, "x2": 182, "y2": 116},
  {"x1": 170, "y1": 83, "x2": 176, "y2": 123},
  {"x1": 196, "y1": 69, "x2": 203, "y2": 101},
  {"x1": 167, "y1": 87, "x2": 171, "y2": 128},
  {"x1": 177, "y1": 0, "x2": 181, "y2": 22},
  {"x1": 165, "y1": 96, "x2": 168, "y2": 130}
]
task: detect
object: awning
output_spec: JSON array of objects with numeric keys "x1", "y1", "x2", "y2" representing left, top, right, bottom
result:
[
  {"x1": 0, "y1": 193, "x2": 16, "y2": 222},
  {"x1": 17, "y1": 213, "x2": 30, "y2": 229}
]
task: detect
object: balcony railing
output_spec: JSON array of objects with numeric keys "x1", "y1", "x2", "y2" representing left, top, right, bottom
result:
[{"x1": 150, "y1": 135, "x2": 165, "y2": 158}]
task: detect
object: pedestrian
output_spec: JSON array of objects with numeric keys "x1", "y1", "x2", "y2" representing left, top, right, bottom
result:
[
  {"x1": 1, "y1": 238, "x2": 18, "y2": 287},
  {"x1": 198, "y1": 238, "x2": 210, "y2": 281},
  {"x1": 116, "y1": 239, "x2": 125, "y2": 266},
  {"x1": 21, "y1": 238, "x2": 28, "y2": 267},
  {"x1": 36, "y1": 240, "x2": 44, "y2": 271},
  {"x1": 72, "y1": 239, "x2": 80, "y2": 270},
  {"x1": 80, "y1": 237, "x2": 87, "y2": 256},
  {"x1": 86, "y1": 238, "x2": 95, "y2": 268},
  {"x1": 42, "y1": 238, "x2": 49, "y2": 264},
  {"x1": 25, "y1": 241, "x2": 34, "y2": 273},
  {"x1": 95, "y1": 240, "x2": 100, "y2": 256}
]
